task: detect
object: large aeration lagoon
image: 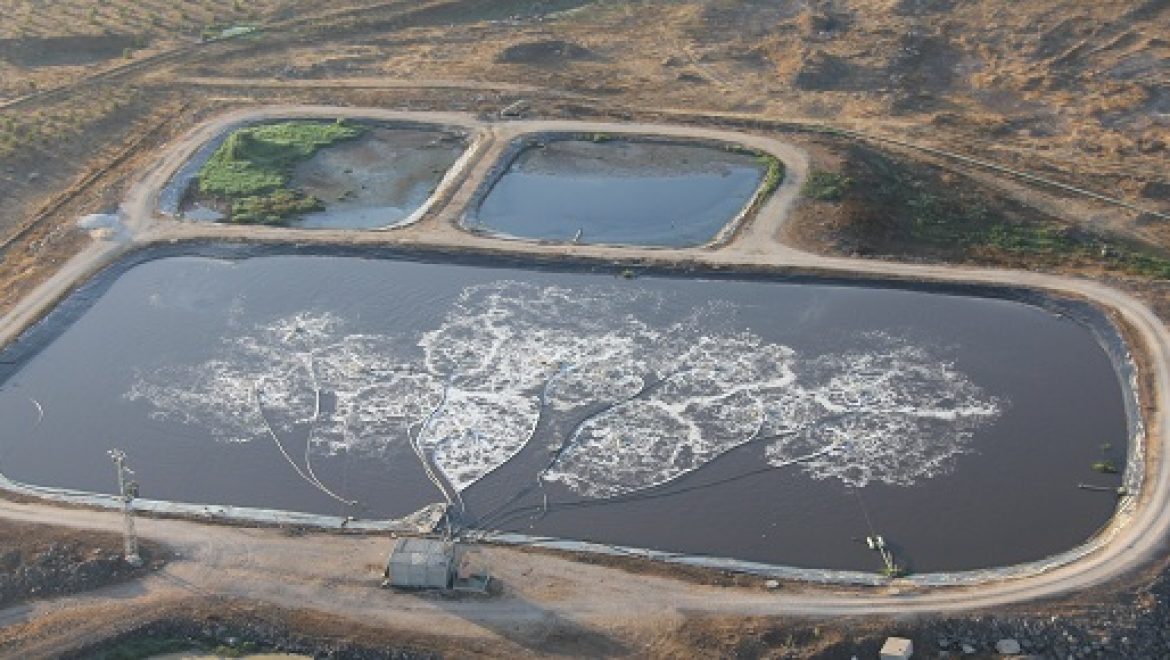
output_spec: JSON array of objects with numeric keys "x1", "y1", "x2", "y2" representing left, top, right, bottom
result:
[{"x1": 0, "y1": 247, "x2": 1130, "y2": 573}]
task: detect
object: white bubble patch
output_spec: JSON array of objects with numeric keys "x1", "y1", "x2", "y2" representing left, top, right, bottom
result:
[
  {"x1": 761, "y1": 340, "x2": 1005, "y2": 489},
  {"x1": 127, "y1": 281, "x2": 1003, "y2": 499}
]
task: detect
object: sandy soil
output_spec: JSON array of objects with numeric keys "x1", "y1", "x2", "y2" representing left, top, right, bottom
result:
[{"x1": 0, "y1": 519, "x2": 161, "y2": 608}]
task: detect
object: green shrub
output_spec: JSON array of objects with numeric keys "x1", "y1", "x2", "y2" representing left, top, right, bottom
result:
[
  {"x1": 803, "y1": 170, "x2": 852, "y2": 201},
  {"x1": 758, "y1": 154, "x2": 786, "y2": 197},
  {"x1": 231, "y1": 190, "x2": 323, "y2": 225},
  {"x1": 199, "y1": 120, "x2": 363, "y2": 198},
  {"x1": 197, "y1": 120, "x2": 363, "y2": 224}
]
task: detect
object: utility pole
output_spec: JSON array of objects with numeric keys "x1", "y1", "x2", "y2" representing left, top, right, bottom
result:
[{"x1": 107, "y1": 449, "x2": 142, "y2": 567}]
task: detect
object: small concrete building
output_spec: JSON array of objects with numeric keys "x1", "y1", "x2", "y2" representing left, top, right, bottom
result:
[
  {"x1": 879, "y1": 637, "x2": 913, "y2": 660},
  {"x1": 384, "y1": 538, "x2": 463, "y2": 589}
]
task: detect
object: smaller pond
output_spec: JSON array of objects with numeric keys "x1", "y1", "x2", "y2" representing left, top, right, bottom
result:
[
  {"x1": 162, "y1": 122, "x2": 467, "y2": 230},
  {"x1": 471, "y1": 138, "x2": 769, "y2": 247}
]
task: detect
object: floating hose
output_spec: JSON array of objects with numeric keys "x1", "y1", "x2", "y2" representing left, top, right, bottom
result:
[
  {"x1": 477, "y1": 366, "x2": 683, "y2": 529},
  {"x1": 540, "y1": 367, "x2": 684, "y2": 479},
  {"x1": 29, "y1": 397, "x2": 44, "y2": 428},
  {"x1": 482, "y1": 367, "x2": 776, "y2": 530},
  {"x1": 301, "y1": 355, "x2": 347, "y2": 506},
  {"x1": 852, "y1": 486, "x2": 878, "y2": 538},
  {"x1": 412, "y1": 379, "x2": 461, "y2": 511},
  {"x1": 480, "y1": 431, "x2": 841, "y2": 531},
  {"x1": 471, "y1": 363, "x2": 586, "y2": 527},
  {"x1": 253, "y1": 381, "x2": 356, "y2": 506}
]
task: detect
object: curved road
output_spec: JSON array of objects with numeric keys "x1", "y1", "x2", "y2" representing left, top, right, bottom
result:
[{"x1": 0, "y1": 108, "x2": 1166, "y2": 649}]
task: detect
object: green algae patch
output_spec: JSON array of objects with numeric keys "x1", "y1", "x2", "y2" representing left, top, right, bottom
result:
[{"x1": 198, "y1": 120, "x2": 364, "y2": 224}]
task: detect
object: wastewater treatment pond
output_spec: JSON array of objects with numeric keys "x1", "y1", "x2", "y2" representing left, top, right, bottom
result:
[
  {"x1": 470, "y1": 138, "x2": 772, "y2": 246},
  {"x1": 0, "y1": 248, "x2": 1131, "y2": 573},
  {"x1": 160, "y1": 120, "x2": 467, "y2": 229}
]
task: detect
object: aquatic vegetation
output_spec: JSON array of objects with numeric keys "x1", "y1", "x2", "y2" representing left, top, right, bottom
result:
[
  {"x1": 229, "y1": 188, "x2": 323, "y2": 225},
  {"x1": 803, "y1": 169, "x2": 852, "y2": 201},
  {"x1": 197, "y1": 120, "x2": 364, "y2": 224},
  {"x1": 724, "y1": 144, "x2": 785, "y2": 197},
  {"x1": 1092, "y1": 460, "x2": 1119, "y2": 474}
]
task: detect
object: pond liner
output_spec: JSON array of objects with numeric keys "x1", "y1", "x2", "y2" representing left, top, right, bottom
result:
[
  {"x1": 458, "y1": 131, "x2": 776, "y2": 249},
  {"x1": 473, "y1": 499, "x2": 1138, "y2": 587},
  {"x1": 0, "y1": 468, "x2": 447, "y2": 533},
  {"x1": 0, "y1": 241, "x2": 1144, "y2": 584}
]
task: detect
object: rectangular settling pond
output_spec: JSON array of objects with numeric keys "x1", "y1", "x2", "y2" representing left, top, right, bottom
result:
[
  {"x1": 470, "y1": 138, "x2": 770, "y2": 247},
  {"x1": 163, "y1": 120, "x2": 467, "y2": 229},
  {"x1": 0, "y1": 247, "x2": 1131, "y2": 573}
]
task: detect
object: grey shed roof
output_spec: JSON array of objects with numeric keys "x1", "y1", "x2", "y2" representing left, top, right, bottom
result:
[{"x1": 386, "y1": 538, "x2": 456, "y2": 588}]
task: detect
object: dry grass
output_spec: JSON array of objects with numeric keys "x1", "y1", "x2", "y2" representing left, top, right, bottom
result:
[
  {"x1": 0, "y1": 86, "x2": 153, "y2": 236},
  {"x1": 0, "y1": 88, "x2": 141, "y2": 159},
  {"x1": 0, "y1": 0, "x2": 327, "y2": 99},
  {"x1": 189, "y1": 0, "x2": 1168, "y2": 177},
  {"x1": 0, "y1": 0, "x2": 276, "y2": 40}
]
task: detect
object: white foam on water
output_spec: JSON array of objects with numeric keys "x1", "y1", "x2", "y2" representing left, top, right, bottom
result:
[
  {"x1": 762, "y1": 339, "x2": 1004, "y2": 488},
  {"x1": 128, "y1": 282, "x2": 1003, "y2": 499},
  {"x1": 127, "y1": 311, "x2": 440, "y2": 456},
  {"x1": 420, "y1": 388, "x2": 540, "y2": 491},
  {"x1": 542, "y1": 334, "x2": 799, "y2": 497}
]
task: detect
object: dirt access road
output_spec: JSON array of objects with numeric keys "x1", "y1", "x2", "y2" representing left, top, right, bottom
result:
[{"x1": 0, "y1": 108, "x2": 1167, "y2": 653}]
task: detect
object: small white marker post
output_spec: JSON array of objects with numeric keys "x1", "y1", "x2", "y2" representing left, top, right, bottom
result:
[{"x1": 107, "y1": 449, "x2": 142, "y2": 567}]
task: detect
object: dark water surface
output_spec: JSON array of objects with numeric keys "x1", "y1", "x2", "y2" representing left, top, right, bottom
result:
[
  {"x1": 0, "y1": 250, "x2": 1129, "y2": 572},
  {"x1": 474, "y1": 140, "x2": 767, "y2": 246}
]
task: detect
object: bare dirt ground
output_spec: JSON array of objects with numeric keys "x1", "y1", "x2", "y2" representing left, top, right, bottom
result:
[
  {"x1": 0, "y1": 519, "x2": 162, "y2": 609},
  {"x1": 1, "y1": 1, "x2": 1170, "y2": 656}
]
